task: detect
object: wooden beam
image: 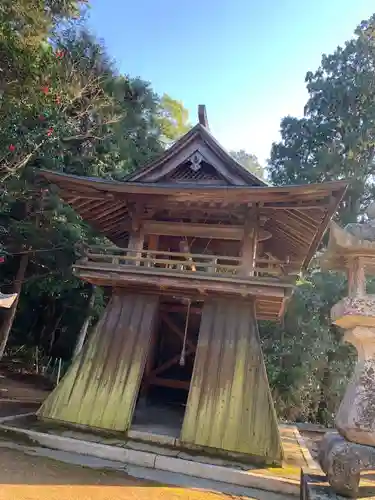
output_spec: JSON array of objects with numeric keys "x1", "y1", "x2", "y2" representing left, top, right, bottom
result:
[
  {"x1": 148, "y1": 234, "x2": 159, "y2": 251},
  {"x1": 74, "y1": 265, "x2": 289, "y2": 298},
  {"x1": 145, "y1": 234, "x2": 159, "y2": 268},
  {"x1": 144, "y1": 220, "x2": 244, "y2": 240},
  {"x1": 60, "y1": 190, "x2": 114, "y2": 200},
  {"x1": 73, "y1": 199, "x2": 99, "y2": 211},
  {"x1": 149, "y1": 377, "x2": 190, "y2": 390},
  {"x1": 160, "y1": 304, "x2": 202, "y2": 314},
  {"x1": 140, "y1": 319, "x2": 158, "y2": 400},
  {"x1": 160, "y1": 312, "x2": 195, "y2": 352},
  {"x1": 160, "y1": 200, "x2": 329, "y2": 211},
  {"x1": 100, "y1": 218, "x2": 130, "y2": 233},
  {"x1": 301, "y1": 196, "x2": 338, "y2": 270},
  {"x1": 239, "y1": 207, "x2": 259, "y2": 277},
  {"x1": 93, "y1": 205, "x2": 128, "y2": 224},
  {"x1": 150, "y1": 348, "x2": 194, "y2": 378}
]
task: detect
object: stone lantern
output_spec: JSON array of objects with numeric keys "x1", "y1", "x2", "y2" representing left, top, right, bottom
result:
[{"x1": 319, "y1": 202, "x2": 375, "y2": 497}]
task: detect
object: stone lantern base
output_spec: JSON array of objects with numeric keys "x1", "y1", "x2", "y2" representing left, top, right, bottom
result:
[
  {"x1": 319, "y1": 431, "x2": 375, "y2": 497},
  {"x1": 331, "y1": 299, "x2": 375, "y2": 447},
  {"x1": 318, "y1": 297, "x2": 375, "y2": 497}
]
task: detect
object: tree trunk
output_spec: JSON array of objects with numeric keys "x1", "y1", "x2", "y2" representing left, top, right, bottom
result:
[
  {"x1": 73, "y1": 285, "x2": 95, "y2": 358},
  {"x1": 0, "y1": 253, "x2": 29, "y2": 360},
  {"x1": 49, "y1": 311, "x2": 63, "y2": 355}
]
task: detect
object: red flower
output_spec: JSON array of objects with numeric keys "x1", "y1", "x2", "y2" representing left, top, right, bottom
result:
[
  {"x1": 41, "y1": 86, "x2": 49, "y2": 95},
  {"x1": 55, "y1": 50, "x2": 65, "y2": 59},
  {"x1": 38, "y1": 114, "x2": 46, "y2": 121},
  {"x1": 8, "y1": 144, "x2": 15, "y2": 152},
  {"x1": 47, "y1": 127, "x2": 54, "y2": 137},
  {"x1": 0, "y1": 257, "x2": 4, "y2": 264}
]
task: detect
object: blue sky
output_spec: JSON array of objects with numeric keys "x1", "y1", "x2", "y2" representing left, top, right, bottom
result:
[{"x1": 88, "y1": 0, "x2": 375, "y2": 165}]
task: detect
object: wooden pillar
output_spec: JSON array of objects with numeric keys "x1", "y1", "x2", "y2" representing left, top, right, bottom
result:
[
  {"x1": 239, "y1": 207, "x2": 259, "y2": 277},
  {"x1": 125, "y1": 203, "x2": 145, "y2": 265},
  {"x1": 148, "y1": 234, "x2": 159, "y2": 252},
  {"x1": 146, "y1": 234, "x2": 159, "y2": 268},
  {"x1": 127, "y1": 228, "x2": 144, "y2": 265},
  {"x1": 348, "y1": 257, "x2": 366, "y2": 297},
  {"x1": 140, "y1": 318, "x2": 158, "y2": 402}
]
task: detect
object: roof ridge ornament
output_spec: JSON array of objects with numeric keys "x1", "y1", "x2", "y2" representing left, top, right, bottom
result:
[
  {"x1": 188, "y1": 151, "x2": 203, "y2": 172},
  {"x1": 198, "y1": 105, "x2": 209, "y2": 129}
]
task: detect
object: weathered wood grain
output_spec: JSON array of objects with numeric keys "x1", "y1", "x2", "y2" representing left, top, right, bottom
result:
[
  {"x1": 181, "y1": 298, "x2": 283, "y2": 464},
  {"x1": 38, "y1": 293, "x2": 159, "y2": 431}
]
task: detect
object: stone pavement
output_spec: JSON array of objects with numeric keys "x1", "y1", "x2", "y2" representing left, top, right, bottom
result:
[{"x1": 0, "y1": 444, "x2": 293, "y2": 500}]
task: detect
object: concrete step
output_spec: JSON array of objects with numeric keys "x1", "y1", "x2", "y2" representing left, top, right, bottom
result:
[{"x1": 0, "y1": 415, "x2": 299, "y2": 497}]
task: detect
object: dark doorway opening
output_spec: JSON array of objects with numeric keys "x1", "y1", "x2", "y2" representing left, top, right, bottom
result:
[{"x1": 131, "y1": 297, "x2": 201, "y2": 438}]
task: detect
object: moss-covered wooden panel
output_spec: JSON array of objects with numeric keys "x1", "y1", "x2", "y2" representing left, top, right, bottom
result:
[
  {"x1": 181, "y1": 298, "x2": 283, "y2": 463},
  {"x1": 38, "y1": 293, "x2": 159, "y2": 431}
]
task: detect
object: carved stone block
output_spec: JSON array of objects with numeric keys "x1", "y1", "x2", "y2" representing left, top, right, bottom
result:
[
  {"x1": 333, "y1": 327, "x2": 375, "y2": 446},
  {"x1": 319, "y1": 431, "x2": 375, "y2": 497},
  {"x1": 301, "y1": 467, "x2": 341, "y2": 500},
  {"x1": 331, "y1": 296, "x2": 375, "y2": 329}
]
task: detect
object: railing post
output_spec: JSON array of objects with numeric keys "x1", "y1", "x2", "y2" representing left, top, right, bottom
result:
[
  {"x1": 179, "y1": 240, "x2": 196, "y2": 271},
  {"x1": 239, "y1": 206, "x2": 259, "y2": 277},
  {"x1": 208, "y1": 257, "x2": 217, "y2": 274},
  {"x1": 81, "y1": 245, "x2": 287, "y2": 278}
]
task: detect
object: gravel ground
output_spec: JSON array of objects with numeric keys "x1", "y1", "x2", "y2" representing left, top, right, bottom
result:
[
  {"x1": 0, "y1": 401, "x2": 40, "y2": 418},
  {"x1": 0, "y1": 370, "x2": 51, "y2": 403},
  {"x1": 0, "y1": 446, "x2": 248, "y2": 500}
]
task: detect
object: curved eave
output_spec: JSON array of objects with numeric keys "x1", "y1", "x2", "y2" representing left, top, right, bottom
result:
[
  {"x1": 38, "y1": 169, "x2": 348, "y2": 271},
  {"x1": 39, "y1": 169, "x2": 347, "y2": 198}
]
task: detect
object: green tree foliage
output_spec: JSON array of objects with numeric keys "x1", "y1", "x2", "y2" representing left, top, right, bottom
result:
[
  {"x1": 157, "y1": 94, "x2": 190, "y2": 143},
  {"x1": 0, "y1": 1, "x2": 189, "y2": 364},
  {"x1": 269, "y1": 15, "x2": 375, "y2": 225},
  {"x1": 265, "y1": 14, "x2": 375, "y2": 423},
  {"x1": 230, "y1": 150, "x2": 265, "y2": 179}
]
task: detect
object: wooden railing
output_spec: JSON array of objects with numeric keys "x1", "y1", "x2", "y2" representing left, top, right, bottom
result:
[{"x1": 77, "y1": 245, "x2": 296, "y2": 279}]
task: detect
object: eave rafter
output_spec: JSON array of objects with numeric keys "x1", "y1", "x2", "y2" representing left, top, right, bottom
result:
[{"x1": 39, "y1": 169, "x2": 348, "y2": 270}]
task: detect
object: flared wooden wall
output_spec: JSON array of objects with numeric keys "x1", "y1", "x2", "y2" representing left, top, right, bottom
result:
[
  {"x1": 39, "y1": 292, "x2": 282, "y2": 464},
  {"x1": 38, "y1": 293, "x2": 159, "y2": 431},
  {"x1": 181, "y1": 298, "x2": 283, "y2": 463}
]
